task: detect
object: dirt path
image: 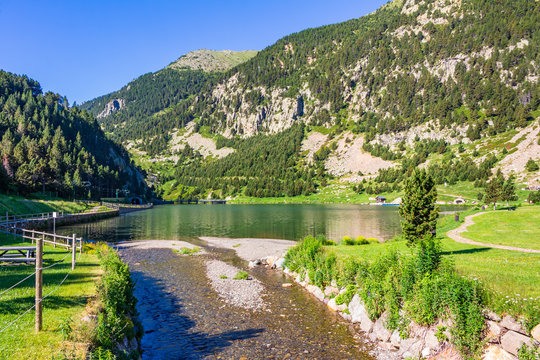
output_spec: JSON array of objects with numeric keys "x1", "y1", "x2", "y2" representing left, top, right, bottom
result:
[{"x1": 447, "y1": 212, "x2": 540, "y2": 253}]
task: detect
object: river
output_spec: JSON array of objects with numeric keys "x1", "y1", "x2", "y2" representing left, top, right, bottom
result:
[{"x1": 57, "y1": 204, "x2": 408, "y2": 359}]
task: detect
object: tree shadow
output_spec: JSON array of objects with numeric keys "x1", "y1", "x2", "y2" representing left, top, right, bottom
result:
[{"x1": 442, "y1": 247, "x2": 491, "y2": 256}]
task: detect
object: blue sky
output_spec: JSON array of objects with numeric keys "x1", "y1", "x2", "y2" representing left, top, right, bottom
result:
[{"x1": 0, "y1": 0, "x2": 388, "y2": 104}]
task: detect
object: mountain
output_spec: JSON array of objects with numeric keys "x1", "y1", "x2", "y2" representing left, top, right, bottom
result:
[
  {"x1": 80, "y1": 49, "x2": 258, "y2": 151},
  {"x1": 0, "y1": 70, "x2": 147, "y2": 198},
  {"x1": 167, "y1": 49, "x2": 258, "y2": 72},
  {"x1": 87, "y1": 0, "x2": 540, "y2": 200}
]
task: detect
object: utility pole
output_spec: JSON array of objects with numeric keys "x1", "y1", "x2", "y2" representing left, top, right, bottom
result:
[{"x1": 35, "y1": 235, "x2": 43, "y2": 332}]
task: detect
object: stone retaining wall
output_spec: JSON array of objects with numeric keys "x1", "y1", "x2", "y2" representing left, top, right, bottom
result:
[{"x1": 262, "y1": 257, "x2": 539, "y2": 360}]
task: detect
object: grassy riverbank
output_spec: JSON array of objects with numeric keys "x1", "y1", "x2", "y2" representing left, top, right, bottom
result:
[
  {"x1": 0, "y1": 236, "x2": 139, "y2": 359},
  {"x1": 333, "y1": 207, "x2": 540, "y2": 299},
  {"x1": 0, "y1": 235, "x2": 101, "y2": 360},
  {"x1": 0, "y1": 194, "x2": 92, "y2": 215}
]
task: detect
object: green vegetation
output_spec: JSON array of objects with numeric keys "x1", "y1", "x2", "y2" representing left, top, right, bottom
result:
[
  {"x1": 219, "y1": 275, "x2": 228, "y2": 279},
  {"x1": 175, "y1": 247, "x2": 201, "y2": 256},
  {"x1": 0, "y1": 193, "x2": 92, "y2": 215},
  {"x1": 284, "y1": 235, "x2": 488, "y2": 357},
  {"x1": 0, "y1": 70, "x2": 146, "y2": 199},
  {"x1": 233, "y1": 271, "x2": 249, "y2": 280},
  {"x1": 0, "y1": 236, "x2": 101, "y2": 359},
  {"x1": 462, "y1": 207, "x2": 540, "y2": 250},
  {"x1": 399, "y1": 170, "x2": 438, "y2": 245}
]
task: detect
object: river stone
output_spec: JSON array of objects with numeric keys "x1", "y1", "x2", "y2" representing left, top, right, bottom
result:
[
  {"x1": 486, "y1": 321, "x2": 503, "y2": 342},
  {"x1": 483, "y1": 345, "x2": 515, "y2": 360},
  {"x1": 328, "y1": 298, "x2": 347, "y2": 312},
  {"x1": 390, "y1": 330, "x2": 401, "y2": 348},
  {"x1": 265, "y1": 256, "x2": 276, "y2": 267},
  {"x1": 501, "y1": 331, "x2": 532, "y2": 356},
  {"x1": 424, "y1": 328, "x2": 440, "y2": 350},
  {"x1": 349, "y1": 295, "x2": 374, "y2": 333},
  {"x1": 485, "y1": 310, "x2": 502, "y2": 322},
  {"x1": 371, "y1": 313, "x2": 392, "y2": 342},
  {"x1": 275, "y1": 258, "x2": 285, "y2": 269},
  {"x1": 324, "y1": 286, "x2": 339, "y2": 297},
  {"x1": 306, "y1": 284, "x2": 325, "y2": 302},
  {"x1": 500, "y1": 316, "x2": 526, "y2": 334},
  {"x1": 531, "y1": 323, "x2": 540, "y2": 342},
  {"x1": 422, "y1": 347, "x2": 432, "y2": 358}
]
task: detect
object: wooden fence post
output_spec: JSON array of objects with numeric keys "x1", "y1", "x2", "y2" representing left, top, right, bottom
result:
[
  {"x1": 72, "y1": 234, "x2": 76, "y2": 270},
  {"x1": 31, "y1": 230, "x2": 35, "y2": 244},
  {"x1": 35, "y1": 236, "x2": 43, "y2": 332}
]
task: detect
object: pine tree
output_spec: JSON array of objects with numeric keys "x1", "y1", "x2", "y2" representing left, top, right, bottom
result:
[
  {"x1": 399, "y1": 170, "x2": 439, "y2": 246},
  {"x1": 501, "y1": 175, "x2": 517, "y2": 206},
  {"x1": 484, "y1": 175, "x2": 503, "y2": 210}
]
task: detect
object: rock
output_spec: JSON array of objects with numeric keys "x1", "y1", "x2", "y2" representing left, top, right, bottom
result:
[
  {"x1": 372, "y1": 313, "x2": 392, "y2": 342},
  {"x1": 306, "y1": 284, "x2": 325, "y2": 302},
  {"x1": 282, "y1": 283, "x2": 293, "y2": 288},
  {"x1": 424, "y1": 328, "x2": 440, "y2": 350},
  {"x1": 349, "y1": 295, "x2": 374, "y2": 333},
  {"x1": 486, "y1": 321, "x2": 503, "y2": 342},
  {"x1": 295, "y1": 274, "x2": 302, "y2": 283},
  {"x1": 265, "y1": 256, "x2": 276, "y2": 267},
  {"x1": 483, "y1": 345, "x2": 515, "y2": 360},
  {"x1": 408, "y1": 340, "x2": 424, "y2": 358},
  {"x1": 390, "y1": 330, "x2": 401, "y2": 348},
  {"x1": 248, "y1": 261, "x2": 257, "y2": 268},
  {"x1": 485, "y1": 310, "x2": 502, "y2": 322},
  {"x1": 422, "y1": 347, "x2": 432, "y2": 358},
  {"x1": 531, "y1": 323, "x2": 540, "y2": 342},
  {"x1": 500, "y1": 331, "x2": 532, "y2": 356},
  {"x1": 500, "y1": 316, "x2": 527, "y2": 335},
  {"x1": 81, "y1": 315, "x2": 97, "y2": 322},
  {"x1": 324, "y1": 286, "x2": 339, "y2": 297},
  {"x1": 328, "y1": 298, "x2": 347, "y2": 312},
  {"x1": 275, "y1": 258, "x2": 286, "y2": 269},
  {"x1": 340, "y1": 313, "x2": 352, "y2": 322}
]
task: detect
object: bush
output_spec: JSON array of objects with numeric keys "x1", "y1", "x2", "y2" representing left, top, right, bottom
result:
[
  {"x1": 343, "y1": 236, "x2": 355, "y2": 245},
  {"x1": 233, "y1": 271, "x2": 249, "y2": 280},
  {"x1": 335, "y1": 284, "x2": 358, "y2": 305}
]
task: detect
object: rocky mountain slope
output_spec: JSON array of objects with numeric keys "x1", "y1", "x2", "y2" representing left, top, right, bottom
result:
[
  {"x1": 86, "y1": 0, "x2": 540, "y2": 199},
  {"x1": 167, "y1": 49, "x2": 258, "y2": 72}
]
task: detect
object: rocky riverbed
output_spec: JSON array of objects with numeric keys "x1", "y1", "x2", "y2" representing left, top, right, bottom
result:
[{"x1": 116, "y1": 238, "x2": 374, "y2": 360}]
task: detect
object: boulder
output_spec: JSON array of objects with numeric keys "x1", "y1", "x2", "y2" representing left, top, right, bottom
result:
[
  {"x1": 306, "y1": 284, "x2": 325, "y2": 302},
  {"x1": 500, "y1": 316, "x2": 526, "y2": 335},
  {"x1": 282, "y1": 283, "x2": 293, "y2": 288},
  {"x1": 265, "y1": 256, "x2": 276, "y2": 268},
  {"x1": 484, "y1": 310, "x2": 502, "y2": 322},
  {"x1": 483, "y1": 345, "x2": 515, "y2": 360},
  {"x1": 422, "y1": 347, "x2": 433, "y2": 358},
  {"x1": 371, "y1": 313, "x2": 392, "y2": 342},
  {"x1": 275, "y1": 258, "x2": 286, "y2": 269},
  {"x1": 486, "y1": 321, "x2": 503, "y2": 342},
  {"x1": 424, "y1": 328, "x2": 440, "y2": 350},
  {"x1": 390, "y1": 330, "x2": 401, "y2": 348},
  {"x1": 328, "y1": 298, "x2": 347, "y2": 312},
  {"x1": 349, "y1": 295, "x2": 374, "y2": 333},
  {"x1": 324, "y1": 286, "x2": 339, "y2": 297},
  {"x1": 531, "y1": 323, "x2": 540, "y2": 343},
  {"x1": 500, "y1": 331, "x2": 532, "y2": 356}
]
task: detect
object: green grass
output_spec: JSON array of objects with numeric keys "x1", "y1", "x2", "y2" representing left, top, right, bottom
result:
[
  {"x1": 331, "y1": 208, "x2": 540, "y2": 299},
  {"x1": 175, "y1": 246, "x2": 201, "y2": 255},
  {"x1": 0, "y1": 235, "x2": 101, "y2": 360},
  {"x1": 462, "y1": 207, "x2": 540, "y2": 250},
  {"x1": 233, "y1": 271, "x2": 249, "y2": 280},
  {"x1": 0, "y1": 194, "x2": 90, "y2": 216}
]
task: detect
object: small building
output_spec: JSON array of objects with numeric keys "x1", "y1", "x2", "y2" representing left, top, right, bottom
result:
[
  {"x1": 375, "y1": 196, "x2": 387, "y2": 204},
  {"x1": 453, "y1": 198, "x2": 466, "y2": 205}
]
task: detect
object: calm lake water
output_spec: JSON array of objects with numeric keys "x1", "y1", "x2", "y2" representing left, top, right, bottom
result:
[{"x1": 58, "y1": 203, "x2": 403, "y2": 242}]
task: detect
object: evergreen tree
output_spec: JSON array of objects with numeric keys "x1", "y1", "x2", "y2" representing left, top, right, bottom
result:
[
  {"x1": 484, "y1": 175, "x2": 503, "y2": 210},
  {"x1": 399, "y1": 170, "x2": 439, "y2": 246},
  {"x1": 525, "y1": 159, "x2": 539, "y2": 172},
  {"x1": 501, "y1": 175, "x2": 517, "y2": 206}
]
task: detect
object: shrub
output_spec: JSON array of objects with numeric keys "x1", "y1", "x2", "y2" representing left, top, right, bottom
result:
[
  {"x1": 343, "y1": 236, "x2": 355, "y2": 245},
  {"x1": 526, "y1": 159, "x2": 539, "y2": 172},
  {"x1": 233, "y1": 271, "x2": 249, "y2": 280},
  {"x1": 355, "y1": 236, "x2": 366, "y2": 243},
  {"x1": 367, "y1": 237, "x2": 379, "y2": 243},
  {"x1": 335, "y1": 284, "x2": 358, "y2": 305},
  {"x1": 176, "y1": 247, "x2": 201, "y2": 255}
]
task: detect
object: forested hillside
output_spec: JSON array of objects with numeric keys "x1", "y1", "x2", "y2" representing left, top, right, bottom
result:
[
  {"x1": 0, "y1": 70, "x2": 147, "y2": 198},
  {"x1": 85, "y1": 0, "x2": 540, "y2": 200}
]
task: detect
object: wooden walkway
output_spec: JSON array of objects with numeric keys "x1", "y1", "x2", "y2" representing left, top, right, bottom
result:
[{"x1": 446, "y1": 212, "x2": 540, "y2": 253}]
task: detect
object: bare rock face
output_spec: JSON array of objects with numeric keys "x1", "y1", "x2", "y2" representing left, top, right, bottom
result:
[
  {"x1": 371, "y1": 312, "x2": 392, "y2": 342},
  {"x1": 500, "y1": 331, "x2": 532, "y2": 356},
  {"x1": 98, "y1": 98, "x2": 125, "y2": 118}
]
